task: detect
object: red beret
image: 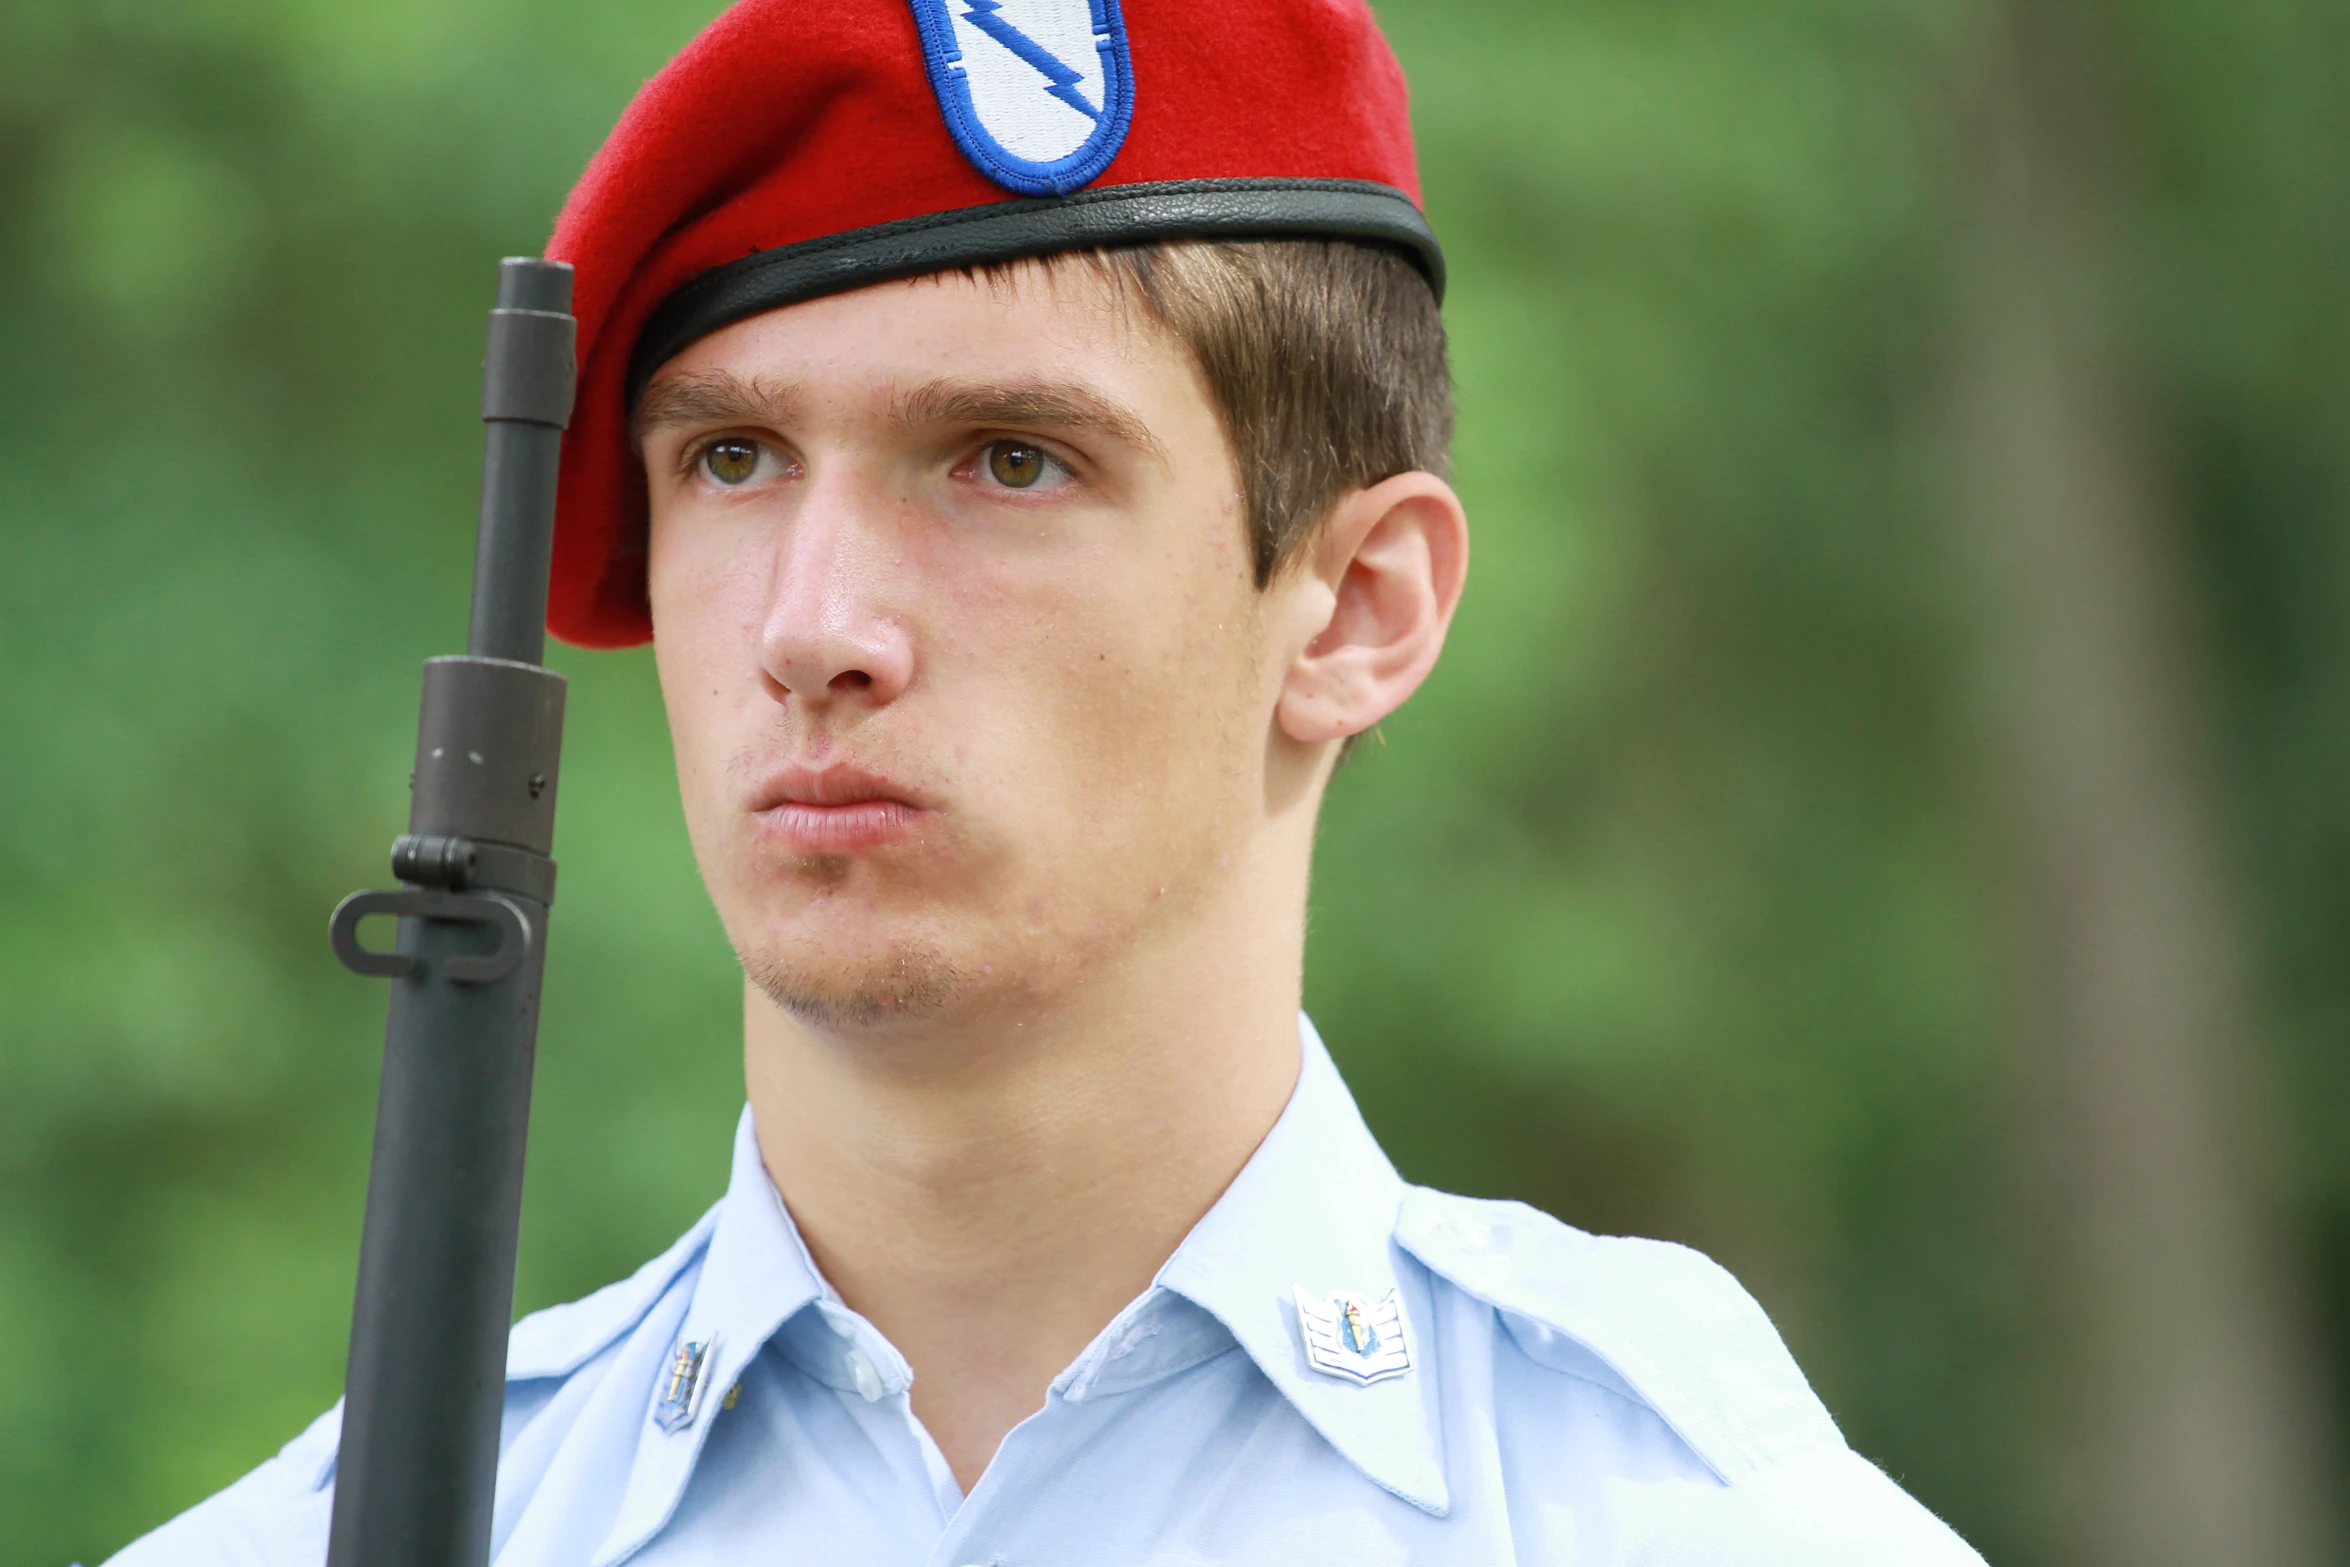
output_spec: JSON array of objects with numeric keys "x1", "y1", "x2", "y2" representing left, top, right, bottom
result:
[{"x1": 545, "y1": 0, "x2": 1442, "y2": 648}]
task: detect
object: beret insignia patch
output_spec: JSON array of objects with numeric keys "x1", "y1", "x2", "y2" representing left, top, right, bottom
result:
[{"x1": 908, "y1": 0, "x2": 1135, "y2": 197}]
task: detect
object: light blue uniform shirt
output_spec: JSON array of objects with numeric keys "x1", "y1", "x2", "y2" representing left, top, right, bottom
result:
[{"x1": 117, "y1": 1020, "x2": 1984, "y2": 1565}]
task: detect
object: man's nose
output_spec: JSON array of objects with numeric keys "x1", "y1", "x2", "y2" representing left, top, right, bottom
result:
[{"x1": 757, "y1": 485, "x2": 914, "y2": 710}]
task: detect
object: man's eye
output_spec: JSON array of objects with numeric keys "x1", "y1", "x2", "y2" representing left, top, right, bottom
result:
[
  {"x1": 982, "y1": 442, "x2": 1068, "y2": 490},
  {"x1": 701, "y1": 438, "x2": 764, "y2": 485}
]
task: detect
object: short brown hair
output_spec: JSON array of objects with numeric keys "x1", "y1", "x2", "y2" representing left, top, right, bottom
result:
[{"x1": 989, "y1": 240, "x2": 1454, "y2": 585}]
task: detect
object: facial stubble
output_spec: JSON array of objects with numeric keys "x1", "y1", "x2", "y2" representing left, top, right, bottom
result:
[{"x1": 736, "y1": 851, "x2": 975, "y2": 1028}]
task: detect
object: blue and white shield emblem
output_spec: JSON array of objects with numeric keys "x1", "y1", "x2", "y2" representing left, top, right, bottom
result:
[{"x1": 907, "y1": 0, "x2": 1135, "y2": 197}]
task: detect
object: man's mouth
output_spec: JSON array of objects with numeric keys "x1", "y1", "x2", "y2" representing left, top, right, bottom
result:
[{"x1": 746, "y1": 764, "x2": 929, "y2": 855}]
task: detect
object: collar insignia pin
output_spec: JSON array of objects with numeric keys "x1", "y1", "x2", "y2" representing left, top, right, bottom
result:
[
  {"x1": 1294, "y1": 1285, "x2": 1412, "y2": 1385},
  {"x1": 653, "y1": 1336, "x2": 718, "y2": 1433}
]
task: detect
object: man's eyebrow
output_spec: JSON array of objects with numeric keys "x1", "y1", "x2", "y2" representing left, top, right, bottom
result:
[
  {"x1": 632, "y1": 370, "x2": 803, "y2": 443},
  {"x1": 892, "y1": 378, "x2": 1168, "y2": 463}
]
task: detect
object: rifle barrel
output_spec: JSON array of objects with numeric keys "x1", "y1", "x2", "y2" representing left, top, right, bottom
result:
[{"x1": 325, "y1": 258, "x2": 576, "y2": 1567}]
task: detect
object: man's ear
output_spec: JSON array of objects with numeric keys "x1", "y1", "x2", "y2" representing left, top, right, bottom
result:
[{"x1": 1275, "y1": 471, "x2": 1469, "y2": 744}]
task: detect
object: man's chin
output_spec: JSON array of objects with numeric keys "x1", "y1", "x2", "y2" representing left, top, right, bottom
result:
[{"x1": 739, "y1": 941, "x2": 974, "y2": 1030}]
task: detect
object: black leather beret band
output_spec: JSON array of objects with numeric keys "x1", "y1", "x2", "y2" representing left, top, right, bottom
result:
[{"x1": 626, "y1": 177, "x2": 1443, "y2": 405}]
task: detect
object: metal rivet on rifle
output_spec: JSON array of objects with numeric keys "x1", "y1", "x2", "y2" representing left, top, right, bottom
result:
[{"x1": 528, "y1": 773, "x2": 547, "y2": 799}]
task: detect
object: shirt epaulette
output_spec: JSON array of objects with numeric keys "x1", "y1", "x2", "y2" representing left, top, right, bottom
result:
[{"x1": 1395, "y1": 1187, "x2": 1845, "y2": 1482}]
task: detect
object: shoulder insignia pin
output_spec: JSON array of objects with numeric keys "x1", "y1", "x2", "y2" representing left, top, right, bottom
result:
[
  {"x1": 1293, "y1": 1286, "x2": 1412, "y2": 1385},
  {"x1": 654, "y1": 1336, "x2": 718, "y2": 1432}
]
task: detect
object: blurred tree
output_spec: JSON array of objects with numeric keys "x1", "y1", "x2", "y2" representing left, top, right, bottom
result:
[{"x1": 1942, "y1": 1, "x2": 2339, "y2": 1559}]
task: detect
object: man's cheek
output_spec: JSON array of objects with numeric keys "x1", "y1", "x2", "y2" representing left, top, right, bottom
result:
[{"x1": 1052, "y1": 643, "x2": 1225, "y2": 848}]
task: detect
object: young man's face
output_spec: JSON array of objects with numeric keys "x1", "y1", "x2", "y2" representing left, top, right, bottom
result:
[{"x1": 638, "y1": 264, "x2": 1305, "y2": 1029}]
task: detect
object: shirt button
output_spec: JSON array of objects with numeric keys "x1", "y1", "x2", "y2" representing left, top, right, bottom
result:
[{"x1": 845, "y1": 1348, "x2": 886, "y2": 1402}]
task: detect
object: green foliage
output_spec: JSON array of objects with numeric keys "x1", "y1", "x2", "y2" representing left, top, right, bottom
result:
[{"x1": 1, "y1": 0, "x2": 2343, "y2": 1561}]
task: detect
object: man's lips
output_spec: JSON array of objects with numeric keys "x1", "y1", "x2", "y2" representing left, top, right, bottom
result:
[{"x1": 747, "y1": 765, "x2": 928, "y2": 854}]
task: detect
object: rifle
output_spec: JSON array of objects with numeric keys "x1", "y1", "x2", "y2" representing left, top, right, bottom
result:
[{"x1": 323, "y1": 257, "x2": 577, "y2": 1567}]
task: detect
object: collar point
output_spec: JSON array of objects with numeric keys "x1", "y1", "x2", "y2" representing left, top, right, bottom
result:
[{"x1": 1385, "y1": 1477, "x2": 1453, "y2": 1519}]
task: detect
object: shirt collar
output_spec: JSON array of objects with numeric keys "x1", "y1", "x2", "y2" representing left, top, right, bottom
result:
[
  {"x1": 592, "y1": 1108, "x2": 829, "y2": 1567},
  {"x1": 1152, "y1": 1015, "x2": 1450, "y2": 1515},
  {"x1": 595, "y1": 1015, "x2": 1448, "y2": 1564}
]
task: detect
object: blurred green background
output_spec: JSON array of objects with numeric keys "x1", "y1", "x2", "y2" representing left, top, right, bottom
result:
[{"x1": 4, "y1": 0, "x2": 2346, "y2": 1561}]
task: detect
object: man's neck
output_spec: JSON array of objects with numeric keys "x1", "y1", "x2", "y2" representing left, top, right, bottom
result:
[{"x1": 740, "y1": 860, "x2": 1308, "y2": 1493}]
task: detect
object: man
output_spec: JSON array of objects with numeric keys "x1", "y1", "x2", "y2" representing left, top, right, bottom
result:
[{"x1": 118, "y1": 0, "x2": 1987, "y2": 1561}]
